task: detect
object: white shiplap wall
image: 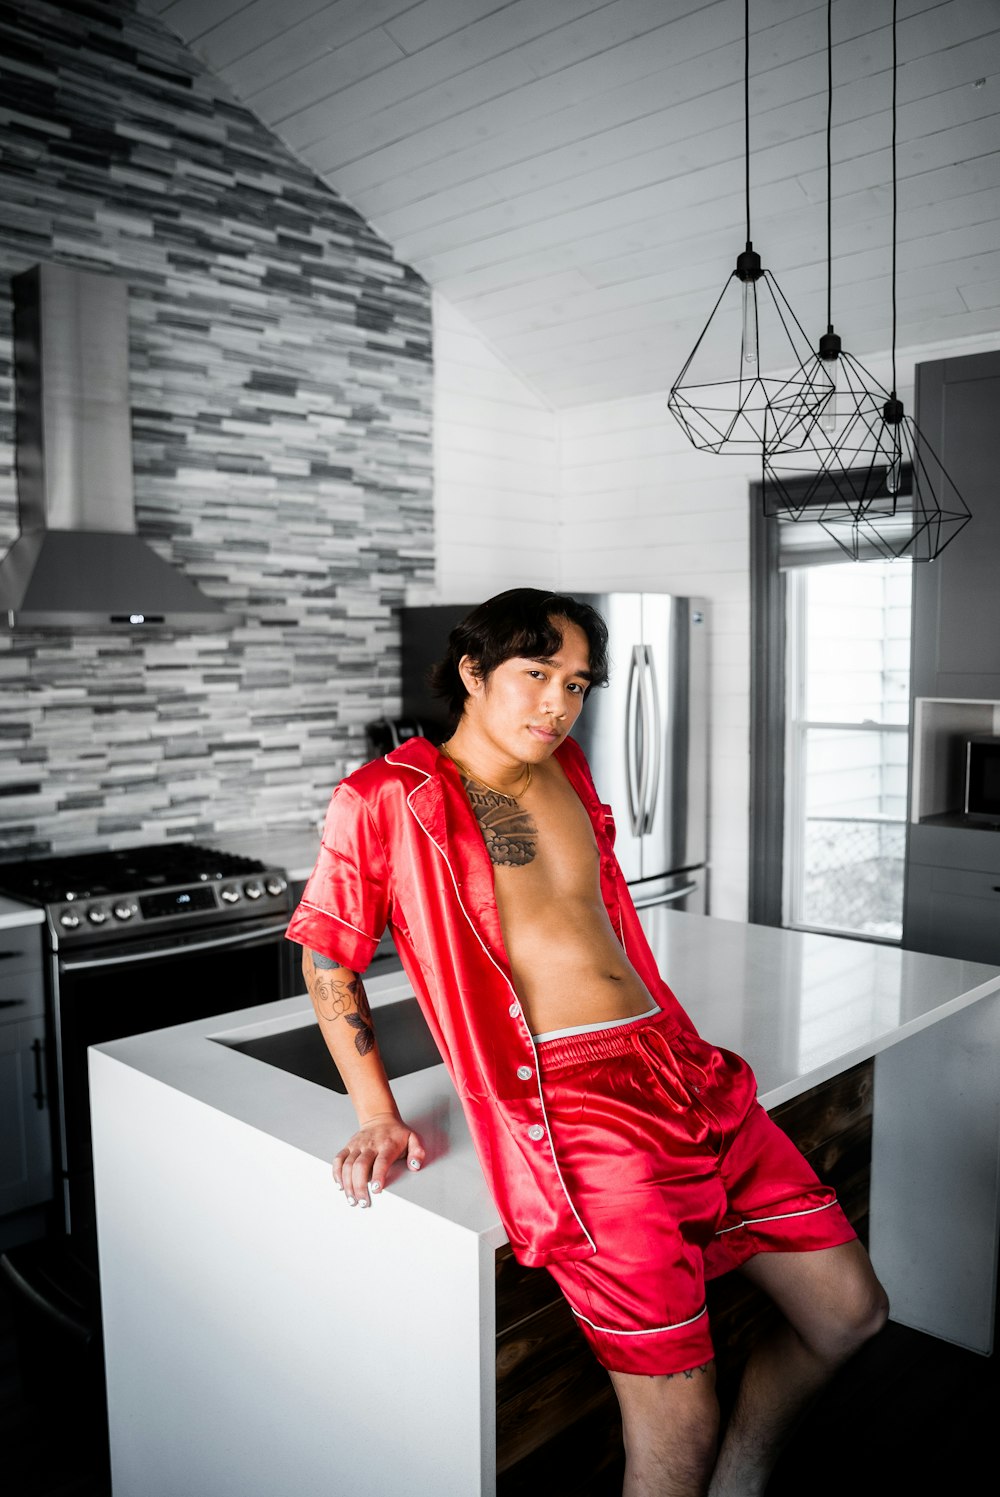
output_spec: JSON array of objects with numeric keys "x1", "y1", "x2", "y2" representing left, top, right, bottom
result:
[
  {"x1": 431, "y1": 293, "x2": 756, "y2": 919},
  {"x1": 430, "y1": 293, "x2": 559, "y2": 602},
  {"x1": 558, "y1": 398, "x2": 755, "y2": 921}
]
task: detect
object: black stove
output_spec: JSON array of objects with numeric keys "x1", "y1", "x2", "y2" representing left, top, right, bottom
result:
[
  {"x1": 6, "y1": 841, "x2": 297, "y2": 1252},
  {"x1": 0, "y1": 842, "x2": 290, "y2": 947}
]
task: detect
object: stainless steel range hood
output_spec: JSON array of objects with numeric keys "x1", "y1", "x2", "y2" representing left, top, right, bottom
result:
[{"x1": 0, "y1": 263, "x2": 239, "y2": 630}]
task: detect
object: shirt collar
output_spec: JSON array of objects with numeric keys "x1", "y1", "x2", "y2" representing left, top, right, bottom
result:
[{"x1": 384, "y1": 735, "x2": 612, "y2": 970}]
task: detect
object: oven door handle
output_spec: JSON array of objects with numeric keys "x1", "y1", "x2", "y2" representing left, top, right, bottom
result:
[{"x1": 58, "y1": 917, "x2": 291, "y2": 971}]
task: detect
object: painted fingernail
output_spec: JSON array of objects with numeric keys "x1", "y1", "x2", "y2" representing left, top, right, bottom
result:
[
  {"x1": 359, "y1": 1200, "x2": 369, "y2": 1209},
  {"x1": 347, "y1": 1196, "x2": 356, "y2": 1206},
  {"x1": 370, "y1": 1181, "x2": 382, "y2": 1193},
  {"x1": 334, "y1": 1181, "x2": 344, "y2": 1191},
  {"x1": 409, "y1": 1160, "x2": 421, "y2": 1170}
]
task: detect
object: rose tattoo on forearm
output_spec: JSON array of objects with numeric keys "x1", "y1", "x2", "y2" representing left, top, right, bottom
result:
[{"x1": 306, "y1": 950, "x2": 376, "y2": 1056}]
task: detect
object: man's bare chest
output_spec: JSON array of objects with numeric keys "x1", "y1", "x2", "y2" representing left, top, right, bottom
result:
[{"x1": 474, "y1": 779, "x2": 601, "y2": 904}]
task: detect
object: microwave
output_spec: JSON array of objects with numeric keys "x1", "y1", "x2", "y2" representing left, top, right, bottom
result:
[{"x1": 964, "y1": 735, "x2": 1000, "y2": 824}]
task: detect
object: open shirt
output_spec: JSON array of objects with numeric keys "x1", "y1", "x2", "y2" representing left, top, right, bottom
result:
[{"x1": 285, "y1": 734, "x2": 698, "y2": 1267}]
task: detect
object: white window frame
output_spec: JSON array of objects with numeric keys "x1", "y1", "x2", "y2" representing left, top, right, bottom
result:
[{"x1": 782, "y1": 567, "x2": 910, "y2": 942}]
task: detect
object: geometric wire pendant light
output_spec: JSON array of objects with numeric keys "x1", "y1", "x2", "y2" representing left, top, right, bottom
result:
[
  {"x1": 818, "y1": 0, "x2": 971, "y2": 561},
  {"x1": 667, "y1": 0, "x2": 833, "y2": 456},
  {"x1": 761, "y1": 350, "x2": 904, "y2": 520},
  {"x1": 763, "y1": 0, "x2": 904, "y2": 521}
]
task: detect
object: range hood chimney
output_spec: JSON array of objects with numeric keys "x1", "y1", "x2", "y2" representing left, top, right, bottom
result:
[{"x1": 0, "y1": 263, "x2": 239, "y2": 630}]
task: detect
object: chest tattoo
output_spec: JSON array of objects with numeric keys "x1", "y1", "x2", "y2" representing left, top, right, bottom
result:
[{"x1": 462, "y1": 779, "x2": 539, "y2": 867}]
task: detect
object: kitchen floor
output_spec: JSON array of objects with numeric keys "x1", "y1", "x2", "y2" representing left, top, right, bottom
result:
[{"x1": 3, "y1": 1257, "x2": 998, "y2": 1497}]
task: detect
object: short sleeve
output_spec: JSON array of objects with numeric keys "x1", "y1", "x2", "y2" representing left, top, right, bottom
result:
[{"x1": 284, "y1": 784, "x2": 391, "y2": 973}]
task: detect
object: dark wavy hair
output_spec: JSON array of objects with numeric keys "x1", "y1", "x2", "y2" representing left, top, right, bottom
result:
[{"x1": 428, "y1": 588, "x2": 610, "y2": 720}]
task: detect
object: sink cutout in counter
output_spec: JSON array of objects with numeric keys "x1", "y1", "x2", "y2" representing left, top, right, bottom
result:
[{"x1": 212, "y1": 997, "x2": 441, "y2": 1093}]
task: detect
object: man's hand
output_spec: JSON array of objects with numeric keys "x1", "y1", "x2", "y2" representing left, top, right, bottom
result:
[{"x1": 332, "y1": 1112, "x2": 426, "y2": 1208}]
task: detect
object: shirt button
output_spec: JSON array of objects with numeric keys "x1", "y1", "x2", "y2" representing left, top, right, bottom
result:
[
  {"x1": 527, "y1": 1124, "x2": 545, "y2": 1142},
  {"x1": 508, "y1": 1001, "x2": 521, "y2": 1017},
  {"x1": 517, "y1": 1065, "x2": 533, "y2": 1081}
]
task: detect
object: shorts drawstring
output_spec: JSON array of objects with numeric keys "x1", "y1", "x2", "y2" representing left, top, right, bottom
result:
[{"x1": 634, "y1": 1026, "x2": 702, "y2": 1115}]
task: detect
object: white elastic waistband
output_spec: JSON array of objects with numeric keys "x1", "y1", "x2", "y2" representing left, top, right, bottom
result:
[{"x1": 533, "y1": 1005, "x2": 660, "y2": 1044}]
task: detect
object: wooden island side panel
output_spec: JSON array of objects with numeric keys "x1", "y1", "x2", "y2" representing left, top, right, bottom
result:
[{"x1": 495, "y1": 1060, "x2": 874, "y2": 1492}]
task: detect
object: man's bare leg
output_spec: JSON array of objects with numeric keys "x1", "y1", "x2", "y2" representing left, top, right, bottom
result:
[
  {"x1": 609, "y1": 1360, "x2": 719, "y2": 1497},
  {"x1": 708, "y1": 1239, "x2": 889, "y2": 1497}
]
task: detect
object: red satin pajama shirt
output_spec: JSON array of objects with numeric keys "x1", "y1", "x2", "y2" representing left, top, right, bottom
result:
[{"x1": 285, "y1": 735, "x2": 855, "y2": 1375}]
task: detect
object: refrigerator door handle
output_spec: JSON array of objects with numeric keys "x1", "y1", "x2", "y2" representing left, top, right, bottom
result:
[
  {"x1": 642, "y1": 644, "x2": 662, "y2": 835},
  {"x1": 635, "y1": 644, "x2": 652, "y2": 835},
  {"x1": 631, "y1": 879, "x2": 700, "y2": 910},
  {"x1": 625, "y1": 645, "x2": 644, "y2": 837}
]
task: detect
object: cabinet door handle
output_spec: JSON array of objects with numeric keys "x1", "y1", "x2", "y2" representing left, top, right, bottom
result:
[
  {"x1": 31, "y1": 1037, "x2": 46, "y2": 1110},
  {"x1": 0, "y1": 997, "x2": 25, "y2": 1008}
]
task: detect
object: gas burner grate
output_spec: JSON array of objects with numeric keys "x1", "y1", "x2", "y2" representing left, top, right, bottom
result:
[{"x1": 0, "y1": 843, "x2": 268, "y2": 905}]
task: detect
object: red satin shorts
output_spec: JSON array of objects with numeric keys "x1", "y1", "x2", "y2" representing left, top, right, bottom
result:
[{"x1": 539, "y1": 1009, "x2": 856, "y2": 1376}]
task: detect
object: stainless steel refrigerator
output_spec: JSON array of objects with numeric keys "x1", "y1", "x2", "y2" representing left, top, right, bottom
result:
[
  {"x1": 568, "y1": 593, "x2": 708, "y2": 914},
  {"x1": 397, "y1": 593, "x2": 709, "y2": 915}
]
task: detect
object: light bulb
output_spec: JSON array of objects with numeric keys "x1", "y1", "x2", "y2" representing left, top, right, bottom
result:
[
  {"x1": 882, "y1": 397, "x2": 904, "y2": 495},
  {"x1": 742, "y1": 280, "x2": 758, "y2": 368},
  {"x1": 886, "y1": 452, "x2": 901, "y2": 495},
  {"x1": 819, "y1": 358, "x2": 839, "y2": 433}
]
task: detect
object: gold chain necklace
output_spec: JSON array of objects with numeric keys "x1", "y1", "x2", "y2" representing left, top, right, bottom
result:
[{"x1": 441, "y1": 742, "x2": 532, "y2": 800}]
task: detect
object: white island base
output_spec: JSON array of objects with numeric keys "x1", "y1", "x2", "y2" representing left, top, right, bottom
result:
[{"x1": 90, "y1": 911, "x2": 1000, "y2": 1497}]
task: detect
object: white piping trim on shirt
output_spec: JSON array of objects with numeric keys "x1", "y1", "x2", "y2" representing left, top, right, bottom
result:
[
  {"x1": 296, "y1": 900, "x2": 378, "y2": 944},
  {"x1": 714, "y1": 1198, "x2": 838, "y2": 1236},
  {"x1": 571, "y1": 1304, "x2": 708, "y2": 1337},
  {"x1": 391, "y1": 754, "x2": 597, "y2": 1258}
]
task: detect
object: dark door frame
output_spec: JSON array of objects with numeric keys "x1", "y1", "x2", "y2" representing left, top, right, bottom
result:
[{"x1": 748, "y1": 479, "x2": 785, "y2": 926}]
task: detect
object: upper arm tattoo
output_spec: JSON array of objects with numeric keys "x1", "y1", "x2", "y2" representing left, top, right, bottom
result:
[
  {"x1": 305, "y1": 951, "x2": 375, "y2": 1055},
  {"x1": 462, "y1": 780, "x2": 538, "y2": 868}
]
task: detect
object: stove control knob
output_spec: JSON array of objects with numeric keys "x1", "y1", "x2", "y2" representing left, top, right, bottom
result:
[
  {"x1": 59, "y1": 909, "x2": 81, "y2": 930},
  {"x1": 220, "y1": 884, "x2": 241, "y2": 904},
  {"x1": 113, "y1": 901, "x2": 138, "y2": 923},
  {"x1": 264, "y1": 876, "x2": 287, "y2": 898},
  {"x1": 86, "y1": 905, "x2": 109, "y2": 925},
  {"x1": 243, "y1": 880, "x2": 264, "y2": 900}
]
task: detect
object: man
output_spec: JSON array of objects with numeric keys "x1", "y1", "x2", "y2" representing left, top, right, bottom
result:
[{"x1": 285, "y1": 588, "x2": 888, "y2": 1497}]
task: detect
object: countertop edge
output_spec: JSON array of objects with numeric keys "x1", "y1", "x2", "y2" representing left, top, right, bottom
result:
[{"x1": 90, "y1": 914, "x2": 1000, "y2": 1248}]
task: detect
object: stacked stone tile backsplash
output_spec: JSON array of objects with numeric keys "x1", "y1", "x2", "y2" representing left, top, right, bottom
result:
[{"x1": 0, "y1": 0, "x2": 433, "y2": 857}]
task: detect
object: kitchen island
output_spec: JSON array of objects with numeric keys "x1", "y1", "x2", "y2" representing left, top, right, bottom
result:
[{"x1": 90, "y1": 910, "x2": 1000, "y2": 1497}]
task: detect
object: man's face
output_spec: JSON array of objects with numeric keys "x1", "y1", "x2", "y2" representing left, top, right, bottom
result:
[{"x1": 460, "y1": 617, "x2": 593, "y2": 761}]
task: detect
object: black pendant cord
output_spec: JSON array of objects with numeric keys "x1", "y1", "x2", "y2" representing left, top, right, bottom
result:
[
  {"x1": 826, "y1": 0, "x2": 832, "y2": 331},
  {"x1": 818, "y1": 0, "x2": 839, "y2": 364},
  {"x1": 890, "y1": 0, "x2": 898, "y2": 397},
  {"x1": 668, "y1": 0, "x2": 834, "y2": 455},
  {"x1": 744, "y1": 0, "x2": 751, "y2": 244}
]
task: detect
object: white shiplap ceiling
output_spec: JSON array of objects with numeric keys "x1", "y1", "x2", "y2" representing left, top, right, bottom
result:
[{"x1": 140, "y1": 0, "x2": 1000, "y2": 408}]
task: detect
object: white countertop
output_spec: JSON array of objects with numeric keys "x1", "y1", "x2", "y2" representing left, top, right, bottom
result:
[
  {"x1": 0, "y1": 894, "x2": 44, "y2": 929},
  {"x1": 93, "y1": 909, "x2": 1000, "y2": 1246},
  {"x1": 638, "y1": 907, "x2": 1000, "y2": 1105}
]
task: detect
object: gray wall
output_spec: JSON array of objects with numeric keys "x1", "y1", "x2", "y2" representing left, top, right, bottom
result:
[{"x1": 0, "y1": 0, "x2": 433, "y2": 857}]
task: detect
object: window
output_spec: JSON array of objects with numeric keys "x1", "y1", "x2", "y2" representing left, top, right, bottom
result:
[
  {"x1": 783, "y1": 561, "x2": 912, "y2": 940},
  {"x1": 749, "y1": 476, "x2": 915, "y2": 936}
]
